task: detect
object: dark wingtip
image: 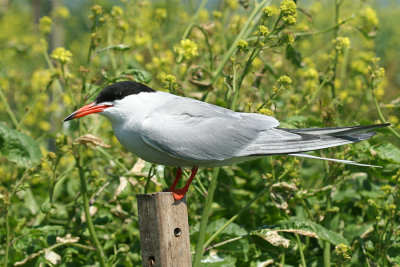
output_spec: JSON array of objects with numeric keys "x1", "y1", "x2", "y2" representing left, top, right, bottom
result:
[{"x1": 370, "y1": 123, "x2": 391, "y2": 131}]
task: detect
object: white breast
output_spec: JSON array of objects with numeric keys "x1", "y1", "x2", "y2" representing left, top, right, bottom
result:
[{"x1": 102, "y1": 91, "x2": 194, "y2": 166}]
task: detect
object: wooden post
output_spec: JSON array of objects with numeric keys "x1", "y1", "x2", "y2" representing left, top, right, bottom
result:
[{"x1": 137, "y1": 192, "x2": 192, "y2": 267}]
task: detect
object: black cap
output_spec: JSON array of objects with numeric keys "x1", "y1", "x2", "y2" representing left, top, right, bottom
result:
[{"x1": 95, "y1": 81, "x2": 155, "y2": 104}]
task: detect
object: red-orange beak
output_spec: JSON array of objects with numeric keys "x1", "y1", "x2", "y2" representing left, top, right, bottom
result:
[{"x1": 63, "y1": 102, "x2": 112, "y2": 122}]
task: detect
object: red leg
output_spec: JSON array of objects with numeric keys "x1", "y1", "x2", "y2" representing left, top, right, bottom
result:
[
  {"x1": 169, "y1": 167, "x2": 182, "y2": 191},
  {"x1": 182, "y1": 166, "x2": 198, "y2": 192},
  {"x1": 171, "y1": 166, "x2": 198, "y2": 201}
]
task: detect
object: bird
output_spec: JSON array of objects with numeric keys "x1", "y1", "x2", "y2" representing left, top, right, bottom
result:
[{"x1": 63, "y1": 81, "x2": 389, "y2": 201}]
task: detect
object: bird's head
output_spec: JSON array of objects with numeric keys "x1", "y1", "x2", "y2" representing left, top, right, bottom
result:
[{"x1": 63, "y1": 81, "x2": 155, "y2": 122}]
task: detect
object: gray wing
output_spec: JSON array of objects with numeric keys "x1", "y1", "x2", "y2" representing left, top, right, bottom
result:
[
  {"x1": 140, "y1": 97, "x2": 280, "y2": 162},
  {"x1": 141, "y1": 95, "x2": 388, "y2": 163}
]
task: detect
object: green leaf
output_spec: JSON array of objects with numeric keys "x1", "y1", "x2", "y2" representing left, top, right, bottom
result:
[
  {"x1": 200, "y1": 254, "x2": 236, "y2": 266},
  {"x1": 375, "y1": 143, "x2": 400, "y2": 163},
  {"x1": 389, "y1": 243, "x2": 400, "y2": 264},
  {"x1": 252, "y1": 219, "x2": 348, "y2": 246},
  {"x1": 286, "y1": 45, "x2": 302, "y2": 67},
  {"x1": 121, "y1": 69, "x2": 152, "y2": 84},
  {"x1": 0, "y1": 122, "x2": 42, "y2": 167},
  {"x1": 280, "y1": 115, "x2": 308, "y2": 128},
  {"x1": 207, "y1": 218, "x2": 247, "y2": 237}
]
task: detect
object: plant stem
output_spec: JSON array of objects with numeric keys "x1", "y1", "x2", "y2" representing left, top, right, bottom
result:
[
  {"x1": 16, "y1": 82, "x2": 53, "y2": 131},
  {"x1": 0, "y1": 87, "x2": 19, "y2": 127},
  {"x1": 372, "y1": 91, "x2": 400, "y2": 140},
  {"x1": 203, "y1": 184, "x2": 268, "y2": 249},
  {"x1": 297, "y1": 73, "x2": 331, "y2": 114},
  {"x1": 3, "y1": 169, "x2": 32, "y2": 266},
  {"x1": 76, "y1": 152, "x2": 107, "y2": 267},
  {"x1": 295, "y1": 233, "x2": 307, "y2": 267},
  {"x1": 203, "y1": 169, "x2": 288, "y2": 250},
  {"x1": 205, "y1": 235, "x2": 247, "y2": 251},
  {"x1": 195, "y1": 174, "x2": 208, "y2": 196},
  {"x1": 193, "y1": 168, "x2": 220, "y2": 267},
  {"x1": 323, "y1": 194, "x2": 332, "y2": 267},
  {"x1": 329, "y1": 0, "x2": 342, "y2": 99},
  {"x1": 294, "y1": 13, "x2": 355, "y2": 37},
  {"x1": 211, "y1": 0, "x2": 270, "y2": 85},
  {"x1": 96, "y1": 147, "x2": 129, "y2": 173},
  {"x1": 41, "y1": 46, "x2": 65, "y2": 95},
  {"x1": 183, "y1": 0, "x2": 208, "y2": 34},
  {"x1": 4, "y1": 208, "x2": 10, "y2": 267},
  {"x1": 324, "y1": 241, "x2": 331, "y2": 267},
  {"x1": 183, "y1": 24, "x2": 214, "y2": 70}
]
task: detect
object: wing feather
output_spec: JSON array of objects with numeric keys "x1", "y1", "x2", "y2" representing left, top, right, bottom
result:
[
  {"x1": 140, "y1": 94, "x2": 386, "y2": 165},
  {"x1": 140, "y1": 97, "x2": 279, "y2": 162}
]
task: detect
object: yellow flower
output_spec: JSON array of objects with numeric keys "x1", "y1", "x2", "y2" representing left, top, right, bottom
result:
[
  {"x1": 160, "y1": 74, "x2": 178, "y2": 92},
  {"x1": 111, "y1": 6, "x2": 124, "y2": 18},
  {"x1": 237, "y1": 39, "x2": 248, "y2": 52},
  {"x1": 134, "y1": 32, "x2": 151, "y2": 46},
  {"x1": 253, "y1": 57, "x2": 262, "y2": 68},
  {"x1": 199, "y1": 9, "x2": 209, "y2": 21},
  {"x1": 155, "y1": 8, "x2": 167, "y2": 20},
  {"x1": 174, "y1": 39, "x2": 199, "y2": 61},
  {"x1": 333, "y1": 37, "x2": 351, "y2": 50},
  {"x1": 280, "y1": 0, "x2": 297, "y2": 25},
  {"x1": 278, "y1": 75, "x2": 292, "y2": 86},
  {"x1": 51, "y1": 47, "x2": 72, "y2": 64},
  {"x1": 359, "y1": 6, "x2": 379, "y2": 33},
  {"x1": 258, "y1": 108, "x2": 274, "y2": 116},
  {"x1": 262, "y1": 6, "x2": 276, "y2": 18},
  {"x1": 212, "y1": 10, "x2": 223, "y2": 19},
  {"x1": 225, "y1": 0, "x2": 238, "y2": 10},
  {"x1": 39, "y1": 121, "x2": 51, "y2": 131},
  {"x1": 39, "y1": 16, "x2": 52, "y2": 35},
  {"x1": 339, "y1": 91, "x2": 348, "y2": 101},
  {"x1": 279, "y1": 32, "x2": 294, "y2": 45},
  {"x1": 134, "y1": 53, "x2": 144, "y2": 63},
  {"x1": 118, "y1": 20, "x2": 129, "y2": 31},
  {"x1": 296, "y1": 22, "x2": 309, "y2": 32},
  {"x1": 161, "y1": 74, "x2": 176, "y2": 84},
  {"x1": 302, "y1": 68, "x2": 318, "y2": 80},
  {"x1": 258, "y1": 25, "x2": 270, "y2": 36},
  {"x1": 335, "y1": 244, "x2": 351, "y2": 260},
  {"x1": 351, "y1": 60, "x2": 368, "y2": 75},
  {"x1": 0, "y1": 78, "x2": 9, "y2": 91},
  {"x1": 91, "y1": 5, "x2": 104, "y2": 15},
  {"x1": 375, "y1": 67, "x2": 385, "y2": 79},
  {"x1": 389, "y1": 115, "x2": 399, "y2": 124},
  {"x1": 386, "y1": 204, "x2": 397, "y2": 216},
  {"x1": 31, "y1": 69, "x2": 52, "y2": 90},
  {"x1": 63, "y1": 94, "x2": 72, "y2": 106},
  {"x1": 53, "y1": 6, "x2": 70, "y2": 19},
  {"x1": 381, "y1": 184, "x2": 393, "y2": 195}
]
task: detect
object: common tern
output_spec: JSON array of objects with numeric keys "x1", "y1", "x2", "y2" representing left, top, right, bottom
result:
[{"x1": 64, "y1": 81, "x2": 389, "y2": 200}]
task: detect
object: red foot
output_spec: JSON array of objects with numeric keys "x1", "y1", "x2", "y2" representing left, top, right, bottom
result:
[
  {"x1": 171, "y1": 188, "x2": 187, "y2": 201},
  {"x1": 169, "y1": 166, "x2": 198, "y2": 202}
]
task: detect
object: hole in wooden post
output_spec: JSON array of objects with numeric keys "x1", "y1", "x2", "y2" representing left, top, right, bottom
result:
[
  {"x1": 174, "y1": 227, "x2": 182, "y2": 237},
  {"x1": 148, "y1": 255, "x2": 155, "y2": 266}
]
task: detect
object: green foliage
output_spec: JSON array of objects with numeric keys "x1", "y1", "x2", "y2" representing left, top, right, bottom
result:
[
  {"x1": 252, "y1": 219, "x2": 349, "y2": 246},
  {"x1": 0, "y1": 122, "x2": 42, "y2": 167},
  {"x1": 0, "y1": 0, "x2": 399, "y2": 266}
]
